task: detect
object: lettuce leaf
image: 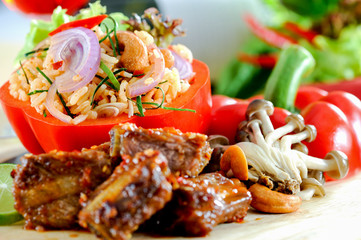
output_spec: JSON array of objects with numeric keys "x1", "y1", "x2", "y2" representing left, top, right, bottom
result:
[
  {"x1": 301, "y1": 25, "x2": 361, "y2": 82},
  {"x1": 15, "y1": 1, "x2": 128, "y2": 63}
]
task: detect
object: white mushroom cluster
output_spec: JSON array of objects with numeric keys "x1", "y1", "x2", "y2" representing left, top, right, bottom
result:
[{"x1": 235, "y1": 99, "x2": 349, "y2": 200}]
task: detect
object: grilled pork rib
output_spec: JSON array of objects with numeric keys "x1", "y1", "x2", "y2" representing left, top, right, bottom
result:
[
  {"x1": 109, "y1": 123, "x2": 212, "y2": 177},
  {"x1": 12, "y1": 143, "x2": 118, "y2": 229},
  {"x1": 143, "y1": 173, "x2": 252, "y2": 236},
  {"x1": 78, "y1": 149, "x2": 174, "y2": 240}
]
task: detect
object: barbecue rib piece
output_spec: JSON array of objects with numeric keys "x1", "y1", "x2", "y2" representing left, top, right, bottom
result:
[
  {"x1": 143, "y1": 173, "x2": 252, "y2": 236},
  {"x1": 78, "y1": 149, "x2": 174, "y2": 240},
  {"x1": 109, "y1": 123, "x2": 212, "y2": 177},
  {"x1": 12, "y1": 143, "x2": 119, "y2": 230}
]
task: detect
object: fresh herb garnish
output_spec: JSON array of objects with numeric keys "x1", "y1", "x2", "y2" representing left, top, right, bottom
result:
[
  {"x1": 95, "y1": 74, "x2": 116, "y2": 89},
  {"x1": 36, "y1": 67, "x2": 53, "y2": 85},
  {"x1": 135, "y1": 95, "x2": 145, "y2": 117},
  {"x1": 99, "y1": 24, "x2": 113, "y2": 43},
  {"x1": 91, "y1": 68, "x2": 126, "y2": 107},
  {"x1": 43, "y1": 110, "x2": 47, "y2": 117},
  {"x1": 36, "y1": 67, "x2": 75, "y2": 118},
  {"x1": 132, "y1": 86, "x2": 196, "y2": 116},
  {"x1": 24, "y1": 48, "x2": 49, "y2": 58},
  {"x1": 133, "y1": 73, "x2": 145, "y2": 77},
  {"x1": 27, "y1": 89, "x2": 48, "y2": 95},
  {"x1": 108, "y1": 16, "x2": 120, "y2": 55},
  {"x1": 19, "y1": 61, "x2": 30, "y2": 84},
  {"x1": 100, "y1": 61, "x2": 120, "y2": 90}
]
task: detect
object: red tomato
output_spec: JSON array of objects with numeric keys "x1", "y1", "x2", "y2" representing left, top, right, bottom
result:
[
  {"x1": 0, "y1": 60, "x2": 211, "y2": 154},
  {"x1": 2, "y1": 0, "x2": 89, "y2": 15}
]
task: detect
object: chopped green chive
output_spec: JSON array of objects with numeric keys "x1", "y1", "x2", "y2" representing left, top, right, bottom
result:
[
  {"x1": 99, "y1": 24, "x2": 114, "y2": 44},
  {"x1": 133, "y1": 73, "x2": 145, "y2": 77},
  {"x1": 19, "y1": 61, "x2": 30, "y2": 84},
  {"x1": 131, "y1": 86, "x2": 196, "y2": 116},
  {"x1": 108, "y1": 16, "x2": 120, "y2": 55},
  {"x1": 99, "y1": 61, "x2": 120, "y2": 90},
  {"x1": 57, "y1": 92, "x2": 75, "y2": 118},
  {"x1": 35, "y1": 67, "x2": 75, "y2": 119},
  {"x1": 43, "y1": 110, "x2": 47, "y2": 117},
  {"x1": 27, "y1": 90, "x2": 48, "y2": 95},
  {"x1": 135, "y1": 95, "x2": 145, "y2": 117},
  {"x1": 24, "y1": 47, "x2": 49, "y2": 57},
  {"x1": 91, "y1": 68, "x2": 126, "y2": 108},
  {"x1": 36, "y1": 67, "x2": 53, "y2": 85}
]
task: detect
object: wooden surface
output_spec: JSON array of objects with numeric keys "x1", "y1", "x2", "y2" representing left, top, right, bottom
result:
[{"x1": 1, "y1": 173, "x2": 361, "y2": 240}]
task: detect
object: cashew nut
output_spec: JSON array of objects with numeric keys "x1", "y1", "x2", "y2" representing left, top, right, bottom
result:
[
  {"x1": 249, "y1": 183, "x2": 302, "y2": 213},
  {"x1": 110, "y1": 31, "x2": 150, "y2": 72}
]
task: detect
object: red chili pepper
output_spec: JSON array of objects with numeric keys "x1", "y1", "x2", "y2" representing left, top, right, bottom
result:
[
  {"x1": 238, "y1": 52, "x2": 277, "y2": 68},
  {"x1": 49, "y1": 14, "x2": 108, "y2": 36},
  {"x1": 244, "y1": 15, "x2": 297, "y2": 48},
  {"x1": 0, "y1": 60, "x2": 211, "y2": 154},
  {"x1": 283, "y1": 22, "x2": 318, "y2": 43}
]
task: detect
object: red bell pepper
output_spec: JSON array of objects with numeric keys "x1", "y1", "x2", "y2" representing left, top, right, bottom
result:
[
  {"x1": 208, "y1": 97, "x2": 290, "y2": 144},
  {"x1": 210, "y1": 45, "x2": 360, "y2": 179},
  {"x1": 296, "y1": 88, "x2": 361, "y2": 178},
  {"x1": 0, "y1": 60, "x2": 211, "y2": 154},
  {"x1": 49, "y1": 14, "x2": 108, "y2": 36},
  {"x1": 309, "y1": 77, "x2": 361, "y2": 100}
]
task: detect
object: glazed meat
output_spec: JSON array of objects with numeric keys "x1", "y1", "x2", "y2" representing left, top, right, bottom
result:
[
  {"x1": 12, "y1": 143, "x2": 119, "y2": 230},
  {"x1": 78, "y1": 149, "x2": 174, "y2": 240},
  {"x1": 109, "y1": 123, "x2": 212, "y2": 177},
  {"x1": 143, "y1": 173, "x2": 252, "y2": 236}
]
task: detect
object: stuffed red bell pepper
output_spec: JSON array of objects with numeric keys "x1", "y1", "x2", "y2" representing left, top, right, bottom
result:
[{"x1": 0, "y1": 7, "x2": 212, "y2": 154}]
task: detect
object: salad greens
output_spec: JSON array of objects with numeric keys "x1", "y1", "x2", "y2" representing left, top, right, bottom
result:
[
  {"x1": 215, "y1": 0, "x2": 361, "y2": 99},
  {"x1": 16, "y1": 1, "x2": 128, "y2": 63}
]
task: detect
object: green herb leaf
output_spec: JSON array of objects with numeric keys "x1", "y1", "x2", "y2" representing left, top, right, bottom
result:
[
  {"x1": 27, "y1": 89, "x2": 48, "y2": 95},
  {"x1": 99, "y1": 61, "x2": 120, "y2": 91},
  {"x1": 136, "y1": 95, "x2": 145, "y2": 117},
  {"x1": 36, "y1": 67, "x2": 53, "y2": 85},
  {"x1": 36, "y1": 67, "x2": 74, "y2": 118},
  {"x1": 19, "y1": 61, "x2": 30, "y2": 85}
]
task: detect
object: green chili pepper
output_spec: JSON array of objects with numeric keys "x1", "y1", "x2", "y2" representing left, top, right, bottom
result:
[{"x1": 264, "y1": 45, "x2": 315, "y2": 112}]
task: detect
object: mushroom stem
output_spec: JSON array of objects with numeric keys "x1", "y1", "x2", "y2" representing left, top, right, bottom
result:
[
  {"x1": 295, "y1": 150, "x2": 349, "y2": 179},
  {"x1": 246, "y1": 99, "x2": 274, "y2": 136},
  {"x1": 248, "y1": 120, "x2": 268, "y2": 149},
  {"x1": 297, "y1": 178, "x2": 325, "y2": 201},
  {"x1": 265, "y1": 114, "x2": 305, "y2": 146},
  {"x1": 280, "y1": 125, "x2": 316, "y2": 151},
  {"x1": 292, "y1": 142, "x2": 308, "y2": 154}
]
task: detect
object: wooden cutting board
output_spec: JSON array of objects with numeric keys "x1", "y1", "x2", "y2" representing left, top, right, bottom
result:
[{"x1": 1, "y1": 173, "x2": 361, "y2": 240}]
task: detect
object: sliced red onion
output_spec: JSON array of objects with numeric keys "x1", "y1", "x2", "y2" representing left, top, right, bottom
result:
[
  {"x1": 171, "y1": 50, "x2": 193, "y2": 80},
  {"x1": 47, "y1": 27, "x2": 101, "y2": 93},
  {"x1": 127, "y1": 44, "x2": 165, "y2": 98},
  {"x1": 44, "y1": 83, "x2": 73, "y2": 124}
]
